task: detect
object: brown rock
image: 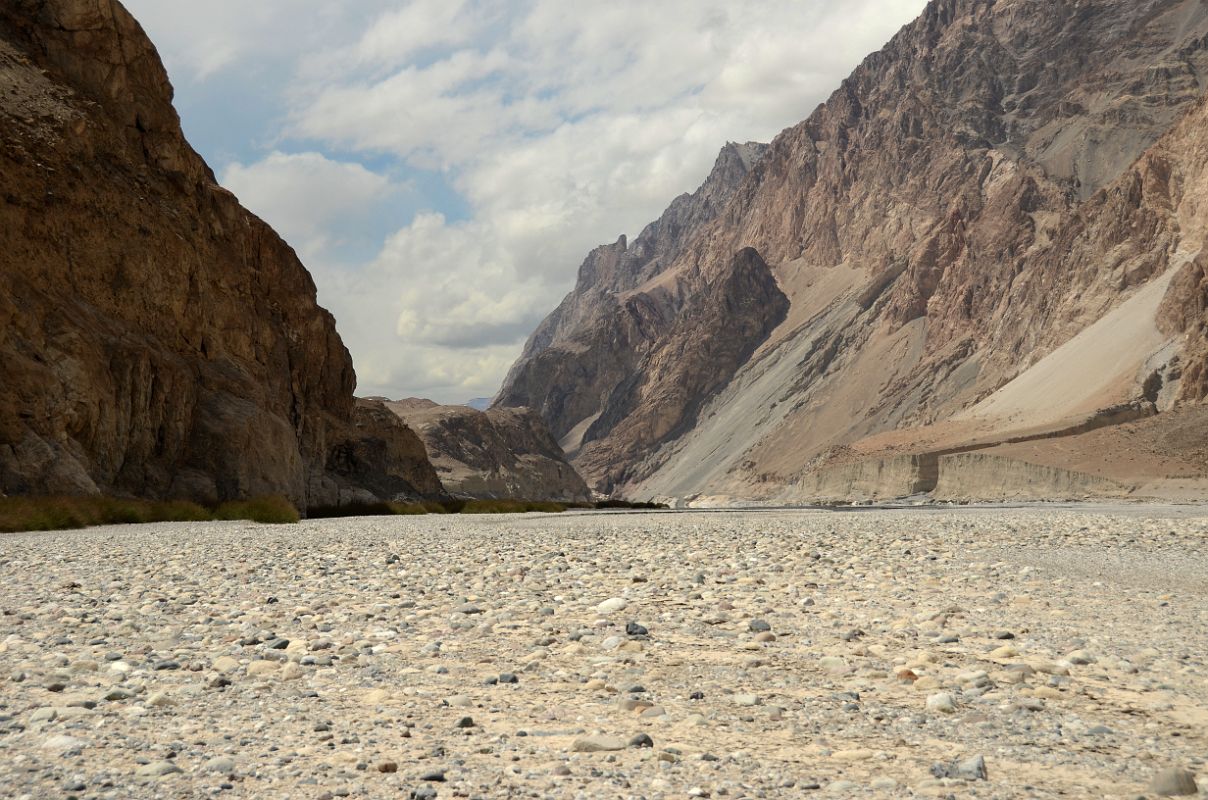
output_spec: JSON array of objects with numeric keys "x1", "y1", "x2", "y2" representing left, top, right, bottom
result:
[{"x1": 0, "y1": 1, "x2": 443, "y2": 508}]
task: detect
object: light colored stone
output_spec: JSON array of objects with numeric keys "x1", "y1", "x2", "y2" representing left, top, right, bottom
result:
[
  {"x1": 571, "y1": 735, "x2": 627, "y2": 753},
  {"x1": 211, "y1": 656, "x2": 239, "y2": 674},
  {"x1": 926, "y1": 692, "x2": 956, "y2": 714},
  {"x1": 596, "y1": 598, "x2": 627, "y2": 614}
]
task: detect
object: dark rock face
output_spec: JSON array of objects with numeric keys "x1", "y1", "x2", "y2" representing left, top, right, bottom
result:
[
  {"x1": 574, "y1": 248, "x2": 789, "y2": 491},
  {"x1": 380, "y1": 400, "x2": 591, "y2": 502},
  {"x1": 495, "y1": 143, "x2": 772, "y2": 480},
  {"x1": 0, "y1": 0, "x2": 443, "y2": 506},
  {"x1": 499, "y1": 0, "x2": 1208, "y2": 497}
]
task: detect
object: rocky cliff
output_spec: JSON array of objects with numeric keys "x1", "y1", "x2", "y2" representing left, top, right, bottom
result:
[
  {"x1": 379, "y1": 399, "x2": 591, "y2": 502},
  {"x1": 0, "y1": 0, "x2": 443, "y2": 508},
  {"x1": 500, "y1": 0, "x2": 1208, "y2": 502}
]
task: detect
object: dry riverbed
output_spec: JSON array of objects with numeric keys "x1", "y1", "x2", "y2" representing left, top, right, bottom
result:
[{"x1": 1, "y1": 507, "x2": 1206, "y2": 799}]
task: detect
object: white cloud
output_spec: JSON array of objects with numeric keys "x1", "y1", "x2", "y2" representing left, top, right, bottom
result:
[
  {"x1": 353, "y1": 0, "x2": 481, "y2": 70},
  {"x1": 126, "y1": 1, "x2": 394, "y2": 81},
  {"x1": 127, "y1": 0, "x2": 929, "y2": 402},
  {"x1": 220, "y1": 151, "x2": 407, "y2": 265}
]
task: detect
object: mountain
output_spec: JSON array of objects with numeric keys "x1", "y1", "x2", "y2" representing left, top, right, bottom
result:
[
  {"x1": 464, "y1": 397, "x2": 492, "y2": 411},
  {"x1": 378, "y1": 399, "x2": 591, "y2": 502},
  {"x1": 499, "y1": 0, "x2": 1208, "y2": 503},
  {"x1": 0, "y1": 0, "x2": 443, "y2": 508}
]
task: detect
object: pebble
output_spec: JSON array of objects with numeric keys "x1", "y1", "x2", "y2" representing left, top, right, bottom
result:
[
  {"x1": 204, "y1": 757, "x2": 236, "y2": 775},
  {"x1": 571, "y1": 735, "x2": 628, "y2": 752},
  {"x1": 136, "y1": 761, "x2": 183, "y2": 778},
  {"x1": 925, "y1": 692, "x2": 956, "y2": 714},
  {"x1": 931, "y1": 754, "x2": 988, "y2": 781},
  {"x1": 596, "y1": 598, "x2": 627, "y2": 614}
]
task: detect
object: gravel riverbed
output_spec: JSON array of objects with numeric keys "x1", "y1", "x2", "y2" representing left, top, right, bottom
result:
[{"x1": 1, "y1": 507, "x2": 1206, "y2": 799}]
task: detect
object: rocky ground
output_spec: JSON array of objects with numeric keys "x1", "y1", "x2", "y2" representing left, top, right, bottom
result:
[{"x1": 1, "y1": 507, "x2": 1206, "y2": 799}]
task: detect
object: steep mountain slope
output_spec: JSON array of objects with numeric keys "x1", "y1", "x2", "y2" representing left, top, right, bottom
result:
[
  {"x1": 379, "y1": 399, "x2": 591, "y2": 501},
  {"x1": 496, "y1": 142, "x2": 769, "y2": 461},
  {"x1": 499, "y1": 0, "x2": 1208, "y2": 501},
  {"x1": 0, "y1": 0, "x2": 443, "y2": 507}
]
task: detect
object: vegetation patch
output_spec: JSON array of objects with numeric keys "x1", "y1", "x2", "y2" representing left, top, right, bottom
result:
[
  {"x1": 461, "y1": 499, "x2": 568, "y2": 514},
  {"x1": 213, "y1": 496, "x2": 301, "y2": 525},
  {"x1": 0, "y1": 494, "x2": 301, "y2": 534},
  {"x1": 0, "y1": 493, "x2": 669, "y2": 533}
]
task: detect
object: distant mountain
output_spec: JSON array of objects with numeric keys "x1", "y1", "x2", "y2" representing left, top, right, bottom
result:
[
  {"x1": 0, "y1": 0, "x2": 443, "y2": 508},
  {"x1": 499, "y1": 0, "x2": 1208, "y2": 504},
  {"x1": 378, "y1": 400, "x2": 591, "y2": 501},
  {"x1": 464, "y1": 398, "x2": 492, "y2": 411}
]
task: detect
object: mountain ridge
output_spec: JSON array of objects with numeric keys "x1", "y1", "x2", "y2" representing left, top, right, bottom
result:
[{"x1": 499, "y1": 0, "x2": 1208, "y2": 502}]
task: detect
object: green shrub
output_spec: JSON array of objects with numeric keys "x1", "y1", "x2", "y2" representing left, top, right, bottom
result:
[
  {"x1": 387, "y1": 503, "x2": 427, "y2": 515},
  {"x1": 214, "y1": 495, "x2": 300, "y2": 525},
  {"x1": 460, "y1": 499, "x2": 569, "y2": 514},
  {"x1": 0, "y1": 497, "x2": 81, "y2": 533},
  {"x1": 523, "y1": 500, "x2": 570, "y2": 514},
  {"x1": 0, "y1": 495, "x2": 216, "y2": 532}
]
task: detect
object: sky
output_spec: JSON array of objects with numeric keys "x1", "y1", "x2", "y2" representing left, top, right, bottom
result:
[{"x1": 123, "y1": 0, "x2": 929, "y2": 404}]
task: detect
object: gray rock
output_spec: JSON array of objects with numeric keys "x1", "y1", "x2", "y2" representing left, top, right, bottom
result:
[
  {"x1": 1149, "y1": 768, "x2": 1199, "y2": 797},
  {"x1": 932, "y1": 755, "x2": 987, "y2": 781},
  {"x1": 571, "y1": 735, "x2": 627, "y2": 752},
  {"x1": 203, "y1": 757, "x2": 236, "y2": 775},
  {"x1": 137, "y1": 760, "x2": 183, "y2": 778}
]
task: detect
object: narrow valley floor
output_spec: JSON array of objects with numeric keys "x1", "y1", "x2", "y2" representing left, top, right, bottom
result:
[{"x1": 1, "y1": 508, "x2": 1206, "y2": 799}]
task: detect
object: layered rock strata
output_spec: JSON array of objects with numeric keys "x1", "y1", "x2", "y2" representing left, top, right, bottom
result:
[{"x1": 0, "y1": 0, "x2": 443, "y2": 507}]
